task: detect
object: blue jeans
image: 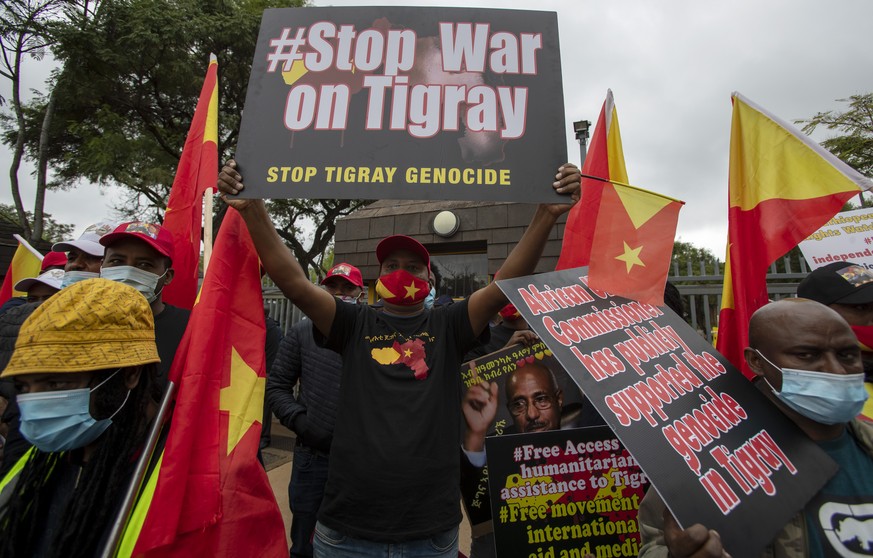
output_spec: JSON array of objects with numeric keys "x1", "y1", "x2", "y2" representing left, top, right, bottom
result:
[
  {"x1": 289, "y1": 446, "x2": 331, "y2": 558},
  {"x1": 313, "y1": 522, "x2": 459, "y2": 558}
]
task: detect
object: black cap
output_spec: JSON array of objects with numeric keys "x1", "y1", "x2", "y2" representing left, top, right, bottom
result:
[{"x1": 797, "y1": 262, "x2": 873, "y2": 305}]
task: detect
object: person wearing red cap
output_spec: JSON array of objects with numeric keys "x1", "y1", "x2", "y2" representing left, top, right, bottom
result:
[
  {"x1": 40, "y1": 251, "x2": 68, "y2": 272},
  {"x1": 267, "y1": 262, "x2": 364, "y2": 558},
  {"x1": 218, "y1": 159, "x2": 580, "y2": 556},
  {"x1": 99, "y1": 222, "x2": 190, "y2": 390}
]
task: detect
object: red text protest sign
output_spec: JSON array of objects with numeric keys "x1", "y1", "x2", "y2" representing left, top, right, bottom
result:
[{"x1": 497, "y1": 268, "x2": 838, "y2": 557}]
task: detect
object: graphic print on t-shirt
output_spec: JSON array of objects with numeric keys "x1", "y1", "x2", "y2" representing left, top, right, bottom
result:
[
  {"x1": 815, "y1": 498, "x2": 873, "y2": 557},
  {"x1": 368, "y1": 331, "x2": 432, "y2": 380}
]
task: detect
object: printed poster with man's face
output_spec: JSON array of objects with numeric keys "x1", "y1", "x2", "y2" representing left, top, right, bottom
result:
[
  {"x1": 460, "y1": 339, "x2": 648, "y2": 556},
  {"x1": 234, "y1": 7, "x2": 567, "y2": 203}
]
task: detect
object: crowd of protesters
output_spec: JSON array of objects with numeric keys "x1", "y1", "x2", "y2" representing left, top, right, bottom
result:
[{"x1": 0, "y1": 157, "x2": 871, "y2": 558}]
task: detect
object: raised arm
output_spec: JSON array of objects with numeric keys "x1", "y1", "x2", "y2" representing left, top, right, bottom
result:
[
  {"x1": 466, "y1": 163, "x2": 580, "y2": 335},
  {"x1": 218, "y1": 160, "x2": 336, "y2": 337}
]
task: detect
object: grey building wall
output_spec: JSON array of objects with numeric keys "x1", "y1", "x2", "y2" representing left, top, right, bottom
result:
[{"x1": 332, "y1": 199, "x2": 569, "y2": 287}]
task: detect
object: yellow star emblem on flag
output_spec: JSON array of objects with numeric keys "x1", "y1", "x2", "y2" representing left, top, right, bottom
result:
[
  {"x1": 615, "y1": 241, "x2": 645, "y2": 273},
  {"x1": 404, "y1": 281, "x2": 421, "y2": 299},
  {"x1": 219, "y1": 347, "x2": 265, "y2": 456}
]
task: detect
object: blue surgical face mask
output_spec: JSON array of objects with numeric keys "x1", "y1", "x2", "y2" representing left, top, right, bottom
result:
[
  {"x1": 61, "y1": 271, "x2": 99, "y2": 288},
  {"x1": 101, "y1": 266, "x2": 166, "y2": 303},
  {"x1": 756, "y1": 350, "x2": 868, "y2": 425},
  {"x1": 17, "y1": 369, "x2": 130, "y2": 452},
  {"x1": 424, "y1": 287, "x2": 436, "y2": 310}
]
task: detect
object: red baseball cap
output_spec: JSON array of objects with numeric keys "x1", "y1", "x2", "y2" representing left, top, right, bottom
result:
[
  {"x1": 321, "y1": 263, "x2": 364, "y2": 288},
  {"x1": 376, "y1": 235, "x2": 430, "y2": 268},
  {"x1": 100, "y1": 222, "x2": 174, "y2": 261},
  {"x1": 40, "y1": 251, "x2": 68, "y2": 271}
]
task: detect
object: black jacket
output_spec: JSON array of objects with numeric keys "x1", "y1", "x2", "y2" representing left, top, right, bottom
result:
[{"x1": 266, "y1": 318, "x2": 342, "y2": 453}]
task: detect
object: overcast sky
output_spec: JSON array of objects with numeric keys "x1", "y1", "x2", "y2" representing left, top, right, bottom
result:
[{"x1": 2, "y1": 0, "x2": 871, "y2": 256}]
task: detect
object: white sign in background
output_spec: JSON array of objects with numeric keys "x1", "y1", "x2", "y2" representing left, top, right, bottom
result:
[{"x1": 798, "y1": 208, "x2": 873, "y2": 270}]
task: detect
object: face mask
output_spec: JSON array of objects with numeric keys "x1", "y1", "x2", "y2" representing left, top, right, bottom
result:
[
  {"x1": 375, "y1": 269, "x2": 430, "y2": 306},
  {"x1": 61, "y1": 271, "x2": 99, "y2": 288},
  {"x1": 18, "y1": 369, "x2": 130, "y2": 452},
  {"x1": 338, "y1": 294, "x2": 361, "y2": 305},
  {"x1": 756, "y1": 350, "x2": 868, "y2": 424},
  {"x1": 424, "y1": 287, "x2": 436, "y2": 310},
  {"x1": 101, "y1": 266, "x2": 166, "y2": 303},
  {"x1": 851, "y1": 325, "x2": 873, "y2": 353}
]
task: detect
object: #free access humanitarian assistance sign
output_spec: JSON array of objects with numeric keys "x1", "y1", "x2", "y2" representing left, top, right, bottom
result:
[
  {"x1": 497, "y1": 268, "x2": 838, "y2": 557},
  {"x1": 234, "y1": 7, "x2": 567, "y2": 203}
]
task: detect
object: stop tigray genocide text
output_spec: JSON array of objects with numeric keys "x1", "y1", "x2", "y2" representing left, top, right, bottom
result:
[{"x1": 265, "y1": 165, "x2": 512, "y2": 186}]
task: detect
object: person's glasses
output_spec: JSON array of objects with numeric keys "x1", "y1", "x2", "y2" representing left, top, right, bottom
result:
[{"x1": 508, "y1": 394, "x2": 556, "y2": 416}]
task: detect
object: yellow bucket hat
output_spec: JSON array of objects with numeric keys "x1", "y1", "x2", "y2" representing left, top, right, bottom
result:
[{"x1": 2, "y1": 278, "x2": 161, "y2": 377}]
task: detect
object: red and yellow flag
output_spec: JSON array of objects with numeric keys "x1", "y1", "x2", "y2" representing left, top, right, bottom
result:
[
  {"x1": 587, "y1": 183, "x2": 683, "y2": 306},
  {"x1": 0, "y1": 235, "x2": 43, "y2": 304},
  {"x1": 557, "y1": 89, "x2": 629, "y2": 270},
  {"x1": 161, "y1": 54, "x2": 219, "y2": 310},
  {"x1": 128, "y1": 210, "x2": 286, "y2": 557},
  {"x1": 717, "y1": 92, "x2": 873, "y2": 378}
]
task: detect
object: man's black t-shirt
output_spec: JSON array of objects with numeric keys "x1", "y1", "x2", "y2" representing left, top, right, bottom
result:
[
  {"x1": 316, "y1": 298, "x2": 484, "y2": 542},
  {"x1": 154, "y1": 304, "x2": 190, "y2": 389}
]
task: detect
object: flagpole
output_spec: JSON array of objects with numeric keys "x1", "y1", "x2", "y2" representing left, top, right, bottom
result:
[
  {"x1": 100, "y1": 381, "x2": 177, "y2": 558},
  {"x1": 578, "y1": 173, "x2": 685, "y2": 205},
  {"x1": 203, "y1": 191, "x2": 213, "y2": 275},
  {"x1": 12, "y1": 234, "x2": 44, "y2": 261}
]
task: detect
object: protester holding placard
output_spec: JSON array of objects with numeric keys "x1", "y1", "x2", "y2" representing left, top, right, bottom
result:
[
  {"x1": 639, "y1": 299, "x2": 873, "y2": 557},
  {"x1": 218, "y1": 159, "x2": 579, "y2": 556}
]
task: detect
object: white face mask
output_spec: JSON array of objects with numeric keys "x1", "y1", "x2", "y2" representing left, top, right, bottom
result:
[
  {"x1": 100, "y1": 266, "x2": 167, "y2": 303},
  {"x1": 756, "y1": 350, "x2": 868, "y2": 425},
  {"x1": 61, "y1": 271, "x2": 100, "y2": 288},
  {"x1": 18, "y1": 368, "x2": 130, "y2": 452},
  {"x1": 338, "y1": 294, "x2": 361, "y2": 305}
]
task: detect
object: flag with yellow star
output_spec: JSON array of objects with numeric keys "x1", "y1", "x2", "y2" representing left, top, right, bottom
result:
[
  {"x1": 129, "y1": 210, "x2": 286, "y2": 557},
  {"x1": 587, "y1": 182, "x2": 683, "y2": 306},
  {"x1": 716, "y1": 92, "x2": 872, "y2": 378},
  {"x1": 161, "y1": 55, "x2": 218, "y2": 310},
  {"x1": 557, "y1": 89, "x2": 628, "y2": 271}
]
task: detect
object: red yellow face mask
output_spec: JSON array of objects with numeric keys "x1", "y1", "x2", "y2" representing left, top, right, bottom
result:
[{"x1": 376, "y1": 269, "x2": 430, "y2": 306}]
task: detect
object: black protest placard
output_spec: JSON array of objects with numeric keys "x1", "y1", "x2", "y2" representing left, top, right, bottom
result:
[
  {"x1": 486, "y1": 427, "x2": 646, "y2": 558},
  {"x1": 234, "y1": 7, "x2": 567, "y2": 204},
  {"x1": 497, "y1": 268, "x2": 838, "y2": 557},
  {"x1": 460, "y1": 340, "x2": 601, "y2": 534}
]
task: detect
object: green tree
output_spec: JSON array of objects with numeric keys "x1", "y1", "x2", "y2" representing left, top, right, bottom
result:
[
  {"x1": 670, "y1": 239, "x2": 720, "y2": 279},
  {"x1": 6, "y1": 0, "x2": 369, "y2": 274},
  {"x1": 0, "y1": 202, "x2": 73, "y2": 242},
  {"x1": 0, "y1": 0, "x2": 69, "y2": 241},
  {"x1": 798, "y1": 93, "x2": 873, "y2": 207}
]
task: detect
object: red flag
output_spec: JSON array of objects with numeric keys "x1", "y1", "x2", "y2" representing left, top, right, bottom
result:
[
  {"x1": 587, "y1": 183, "x2": 683, "y2": 306},
  {"x1": 161, "y1": 55, "x2": 219, "y2": 309},
  {"x1": 0, "y1": 235, "x2": 43, "y2": 305},
  {"x1": 557, "y1": 89, "x2": 629, "y2": 270},
  {"x1": 717, "y1": 92, "x2": 873, "y2": 378},
  {"x1": 127, "y1": 210, "x2": 286, "y2": 557}
]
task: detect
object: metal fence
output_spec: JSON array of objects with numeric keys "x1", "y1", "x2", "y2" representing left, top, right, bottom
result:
[
  {"x1": 669, "y1": 252, "x2": 811, "y2": 343},
  {"x1": 264, "y1": 287, "x2": 306, "y2": 335}
]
